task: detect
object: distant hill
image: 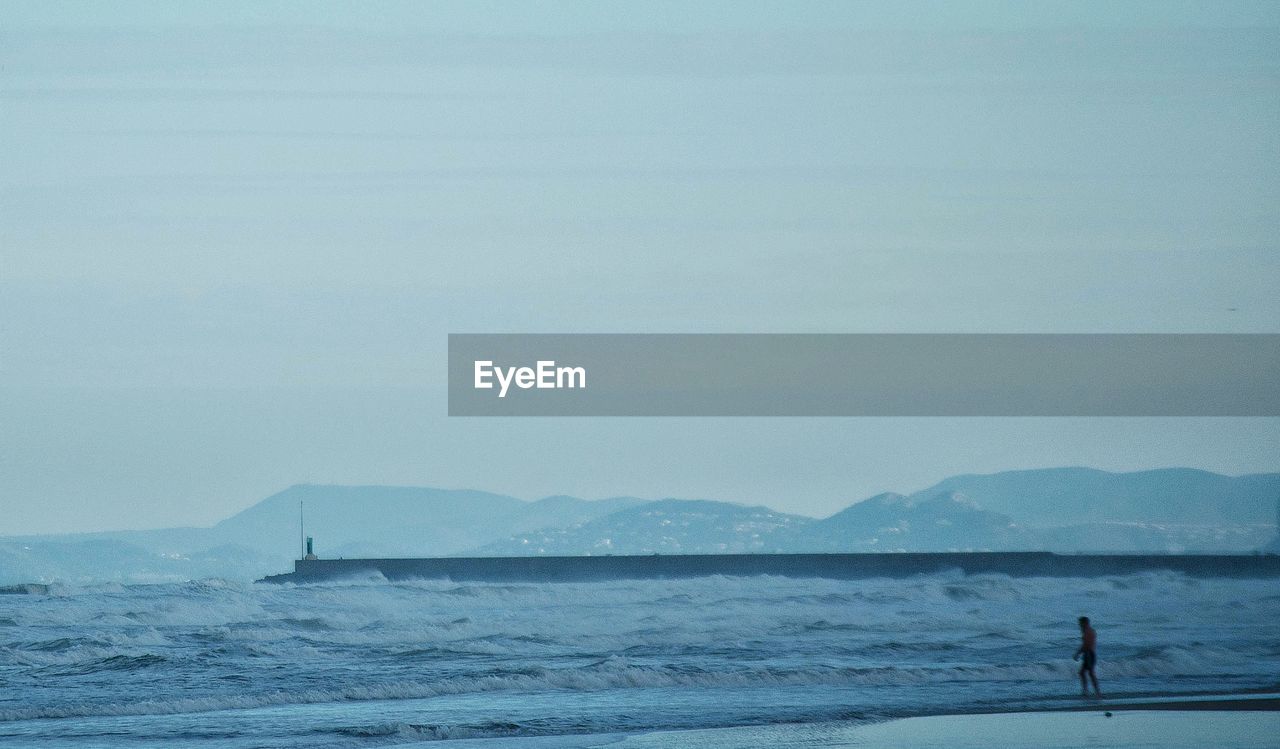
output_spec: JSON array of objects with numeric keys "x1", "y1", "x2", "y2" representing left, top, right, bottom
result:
[
  {"x1": 209, "y1": 485, "x2": 642, "y2": 558},
  {"x1": 0, "y1": 485, "x2": 644, "y2": 584},
  {"x1": 472, "y1": 472, "x2": 1278, "y2": 557},
  {"x1": 910, "y1": 468, "x2": 1280, "y2": 526},
  {"x1": 1, "y1": 468, "x2": 1276, "y2": 584},
  {"x1": 792, "y1": 492, "x2": 1024, "y2": 552},
  {"x1": 473, "y1": 498, "x2": 811, "y2": 555},
  {"x1": 210, "y1": 485, "x2": 524, "y2": 558}
]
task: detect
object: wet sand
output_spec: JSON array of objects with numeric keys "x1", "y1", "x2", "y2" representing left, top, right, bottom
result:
[
  {"x1": 401, "y1": 693, "x2": 1280, "y2": 748},
  {"x1": 1052, "y1": 695, "x2": 1280, "y2": 712}
]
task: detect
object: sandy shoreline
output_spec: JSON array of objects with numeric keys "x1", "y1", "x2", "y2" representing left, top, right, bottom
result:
[
  {"x1": 951, "y1": 690, "x2": 1280, "y2": 716},
  {"x1": 398, "y1": 693, "x2": 1280, "y2": 748},
  {"x1": 1050, "y1": 695, "x2": 1280, "y2": 712}
]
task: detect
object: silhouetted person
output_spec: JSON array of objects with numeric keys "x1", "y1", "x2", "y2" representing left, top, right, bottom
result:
[{"x1": 1073, "y1": 616, "x2": 1100, "y2": 697}]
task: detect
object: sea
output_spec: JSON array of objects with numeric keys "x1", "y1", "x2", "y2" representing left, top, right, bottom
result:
[{"x1": 1, "y1": 571, "x2": 1277, "y2": 748}]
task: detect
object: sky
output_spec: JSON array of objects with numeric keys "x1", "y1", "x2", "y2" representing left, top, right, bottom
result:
[{"x1": 2, "y1": 2, "x2": 1278, "y2": 534}]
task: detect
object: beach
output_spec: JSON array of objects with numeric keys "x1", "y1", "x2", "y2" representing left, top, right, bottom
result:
[
  {"x1": 405, "y1": 696, "x2": 1280, "y2": 748},
  {"x1": 608, "y1": 708, "x2": 1280, "y2": 749}
]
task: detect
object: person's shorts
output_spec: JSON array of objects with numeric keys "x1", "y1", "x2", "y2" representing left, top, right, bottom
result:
[{"x1": 1081, "y1": 650, "x2": 1097, "y2": 670}]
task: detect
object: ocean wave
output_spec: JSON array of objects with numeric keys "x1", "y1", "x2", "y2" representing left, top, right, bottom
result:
[
  {"x1": 37, "y1": 653, "x2": 168, "y2": 676},
  {"x1": 3, "y1": 570, "x2": 1277, "y2": 731},
  {"x1": 0, "y1": 649, "x2": 1239, "y2": 723}
]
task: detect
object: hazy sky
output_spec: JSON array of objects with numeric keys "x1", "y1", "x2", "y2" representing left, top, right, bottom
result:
[{"x1": 3, "y1": 2, "x2": 1278, "y2": 534}]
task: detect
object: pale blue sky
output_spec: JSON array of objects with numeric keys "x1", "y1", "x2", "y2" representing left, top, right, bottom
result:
[{"x1": 2, "y1": 2, "x2": 1278, "y2": 533}]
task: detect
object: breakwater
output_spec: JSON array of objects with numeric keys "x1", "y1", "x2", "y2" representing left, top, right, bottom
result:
[{"x1": 257, "y1": 551, "x2": 1280, "y2": 584}]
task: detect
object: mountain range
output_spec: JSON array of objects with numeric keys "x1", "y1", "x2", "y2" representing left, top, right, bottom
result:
[{"x1": 2, "y1": 468, "x2": 1277, "y2": 584}]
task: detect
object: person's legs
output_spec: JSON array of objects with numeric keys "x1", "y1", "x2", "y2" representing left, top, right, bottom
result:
[
  {"x1": 1079, "y1": 652, "x2": 1100, "y2": 696},
  {"x1": 1083, "y1": 651, "x2": 1101, "y2": 695}
]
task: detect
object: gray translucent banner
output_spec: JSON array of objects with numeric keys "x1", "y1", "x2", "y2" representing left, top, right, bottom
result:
[{"x1": 448, "y1": 334, "x2": 1280, "y2": 416}]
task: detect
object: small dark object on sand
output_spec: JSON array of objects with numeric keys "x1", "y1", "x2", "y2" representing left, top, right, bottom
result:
[{"x1": 1105, "y1": 712, "x2": 1113, "y2": 717}]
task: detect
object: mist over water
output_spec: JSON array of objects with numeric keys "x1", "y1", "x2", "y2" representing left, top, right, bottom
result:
[{"x1": 2, "y1": 572, "x2": 1277, "y2": 747}]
